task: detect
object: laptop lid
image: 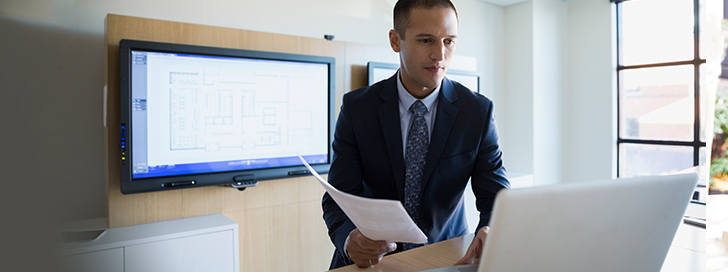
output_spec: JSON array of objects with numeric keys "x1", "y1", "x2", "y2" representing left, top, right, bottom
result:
[{"x1": 477, "y1": 173, "x2": 697, "y2": 272}]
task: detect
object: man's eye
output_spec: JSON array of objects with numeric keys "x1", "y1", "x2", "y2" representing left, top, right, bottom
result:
[
  {"x1": 444, "y1": 40, "x2": 455, "y2": 45},
  {"x1": 420, "y1": 39, "x2": 432, "y2": 43}
]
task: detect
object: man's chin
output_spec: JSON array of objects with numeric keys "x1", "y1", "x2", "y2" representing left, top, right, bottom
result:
[
  {"x1": 428, "y1": 77, "x2": 445, "y2": 89},
  {"x1": 411, "y1": 76, "x2": 443, "y2": 91}
]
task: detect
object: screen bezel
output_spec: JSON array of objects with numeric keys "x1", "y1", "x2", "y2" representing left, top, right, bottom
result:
[
  {"x1": 119, "y1": 39, "x2": 335, "y2": 194},
  {"x1": 366, "y1": 61, "x2": 480, "y2": 93}
]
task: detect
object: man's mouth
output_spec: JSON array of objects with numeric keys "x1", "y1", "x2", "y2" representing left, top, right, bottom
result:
[{"x1": 425, "y1": 65, "x2": 443, "y2": 74}]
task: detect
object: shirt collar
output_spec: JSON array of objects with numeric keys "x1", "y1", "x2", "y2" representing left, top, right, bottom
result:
[{"x1": 396, "y1": 70, "x2": 440, "y2": 114}]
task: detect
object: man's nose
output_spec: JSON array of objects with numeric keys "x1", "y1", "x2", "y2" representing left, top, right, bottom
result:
[{"x1": 431, "y1": 41, "x2": 446, "y2": 61}]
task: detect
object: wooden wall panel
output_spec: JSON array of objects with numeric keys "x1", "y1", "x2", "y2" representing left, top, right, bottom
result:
[
  {"x1": 105, "y1": 13, "x2": 346, "y2": 227},
  {"x1": 104, "y1": 14, "x2": 393, "y2": 271},
  {"x1": 225, "y1": 200, "x2": 333, "y2": 271},
  {"x1": 221, "y1": 176, "x2": 326, "y2": 213}
]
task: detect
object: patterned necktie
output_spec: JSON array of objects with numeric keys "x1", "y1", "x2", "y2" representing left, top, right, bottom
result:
[{"x1": 403, "y1": 100, "x2": 428, "y2": 250}]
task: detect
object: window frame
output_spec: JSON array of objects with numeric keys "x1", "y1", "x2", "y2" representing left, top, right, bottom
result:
[{"x1": 613, "y1": 0, "x2": 707, "y2": 178}]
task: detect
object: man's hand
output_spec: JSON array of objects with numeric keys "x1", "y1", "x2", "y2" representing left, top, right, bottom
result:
[
  {"x1": 454, "y1": 226, "x2": 489, "y2": 265},
  {"x1": 346, "y1": 228, "x2": 397, "y2": 267}
]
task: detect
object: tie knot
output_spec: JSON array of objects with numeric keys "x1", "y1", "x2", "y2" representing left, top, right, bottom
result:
[{"x1": 409, "y1": 100, "x2": 427, "y2": 117}]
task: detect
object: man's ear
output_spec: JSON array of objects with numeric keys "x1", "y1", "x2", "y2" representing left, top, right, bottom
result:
[{"x1": 389, "y1": 29, "x2": 401, "y2": 53}]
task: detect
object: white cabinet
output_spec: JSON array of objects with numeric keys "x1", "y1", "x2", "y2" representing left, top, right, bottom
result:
[
  {"x1": 125, "y1": 230, "x2": 235, "y2": 272},
  {"x1": 58, "y1": 214, "x2": 239, "y2": 272},
  {"x1": 59, "y1": 247, "x2": 124, "y2": 272}
]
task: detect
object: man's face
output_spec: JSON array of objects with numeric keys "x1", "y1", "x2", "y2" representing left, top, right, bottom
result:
[{"x1": 390, "y1": 7, "x2": 458, "y2": 99}]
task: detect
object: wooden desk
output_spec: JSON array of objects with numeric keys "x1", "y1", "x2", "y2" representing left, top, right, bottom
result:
[{"x1": 331, "y1": 203, "x2": 706, "y2": 272}]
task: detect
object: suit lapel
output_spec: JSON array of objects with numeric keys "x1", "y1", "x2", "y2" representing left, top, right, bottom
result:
[
  {"x1": 377, "y1": 76, "x2": 406, "y2": 200},
  {"x1": 420, "y1": 78, "x2": 459, "y2": 194}
]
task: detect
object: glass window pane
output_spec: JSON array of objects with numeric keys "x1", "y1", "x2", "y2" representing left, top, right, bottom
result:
[
  {"x1": 619, "y1": 143, "x2": 694, "y2": 178},
  {"x1": 620, "y1": 0, "x2": 694, "y2": 65},
  {"x1": 620, "y1": 65, "x2": 695, "y2": 141}
]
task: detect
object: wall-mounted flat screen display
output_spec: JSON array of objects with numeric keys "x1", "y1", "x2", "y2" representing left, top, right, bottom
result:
[{"x1": 119, "y1": 39, "x2": 335, "y2": 194}]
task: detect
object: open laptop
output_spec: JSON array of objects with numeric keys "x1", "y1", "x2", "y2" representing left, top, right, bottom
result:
[{"x1": 422, "y1": 173, "x2": 698, "y2": 272}]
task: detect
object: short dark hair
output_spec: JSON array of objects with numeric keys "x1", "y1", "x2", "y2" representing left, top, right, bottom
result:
[{"x1": 393, "y1": 0, "x2": 458, "y2": 38}]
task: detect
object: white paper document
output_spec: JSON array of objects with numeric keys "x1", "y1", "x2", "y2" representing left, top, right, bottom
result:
[{"x1": 298, "y1": 155, "x2": 428, "y2": 244}]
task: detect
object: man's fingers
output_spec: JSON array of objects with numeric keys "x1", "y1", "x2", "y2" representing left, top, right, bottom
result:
[
  {"x1": 352, "y1": 254, "x2": 385, "y2": 267},
  {"x1": 454, "y1": 227, "x2": 490, "y2": 265},
  {"x1": 454, "y1": 246, "x2": 476, "y2": 265},
  {"x1": 352, "y1": 231, "x2": 396, "y2": 253},
  {"x1": 479, "y1": 226, "x2": 490, "y2": 237},
  {"x1": 357, "y1": 239, "x2": 390, "y2": 251},
  {"x1": 354, "y1": 234, "x2": 389, "y2": 250},
  {"x1": 349, "y1": 243, "x2": 396, "y2": 258},
  {"x1": 353, "y1": 240, "x2": 393, "y2": 255},
  {"x1": 347, "y1": 229, "x2": 396, "y2": 268},
  {"x1": 354, "y1": 258, "x2": 371, "y2": 268},
  {"x1": 454, "y1": 256, "x2": 474, "y2": 265},
  {"x1": 384, "y1": 242, "x2": 396, "y2": 252},
  {"x1": 348, "y1": 247, "x2": 389, "y2": 260}
]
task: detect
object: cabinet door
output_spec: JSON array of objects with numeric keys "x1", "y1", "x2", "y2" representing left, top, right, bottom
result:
[
  {"x1": 124, "y1": 230, "x2": 235, "y2": 272},
  {"x1": 59, "y1": 248, "x2": 124, "y2": 272}
]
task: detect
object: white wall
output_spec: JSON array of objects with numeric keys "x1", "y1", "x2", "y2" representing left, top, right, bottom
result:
[
  {"x1": 503, "y1": 1, "x2": 534, "y2": 176},
  {"x1": 533, "y1": 0, "x2": 566, "y2": 185},
  {"x1": 502, "y1": 0, "x2": 568, "y2": 186},
  {"x1": 501, "y1": 0, "x2": 615, "y2": 186},
  {"x1": 562, "y1": 0, "x2": 616, "y2": 183}
]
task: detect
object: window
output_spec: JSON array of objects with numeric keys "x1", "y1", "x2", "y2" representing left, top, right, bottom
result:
[{"x1": 614, "y1": 0, "x2": 707, "y2": 178}]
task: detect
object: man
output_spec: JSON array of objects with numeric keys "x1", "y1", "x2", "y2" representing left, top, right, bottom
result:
[{"x1": 322, "y1": 0, "x2": 509, "y2": 269}]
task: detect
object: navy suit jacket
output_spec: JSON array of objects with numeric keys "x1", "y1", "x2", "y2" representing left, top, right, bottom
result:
[{"x1": 322, "y1": 75, "x2": 509, "y2": 269}]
